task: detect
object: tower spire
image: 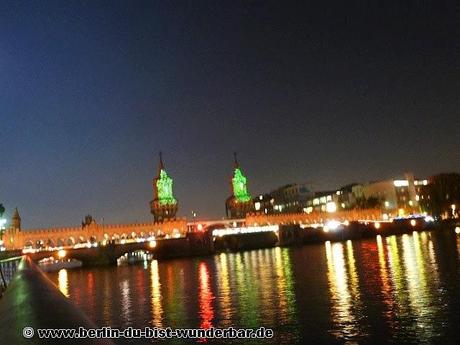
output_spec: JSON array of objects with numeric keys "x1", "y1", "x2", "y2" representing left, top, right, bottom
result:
[
  {"x1": 12, "y1": 207, "x2": 21, "y2": 230},
  {"x1": 158, "y1": 151, "x2": 164, "y2": 173},
  {"x1": 233, "y1": 152, "x2": 239, "y2": 169}
]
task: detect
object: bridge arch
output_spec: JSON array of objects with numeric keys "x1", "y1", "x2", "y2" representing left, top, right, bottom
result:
[
  {"x1": 111, "y1": 234, "x2": 120, "y2": 241},
  {"x1": 114, "y1": 242, "x2": 156, "y2": 261},
  {"x1": 35, "y1": 239, "x2": 45, "y2": 250},
  {"x1": 66, "y1": 237, "x2": 75, "y2": 246},
  {"x1": 46, "y1": 239, "x2": 56, "y2": 249}
]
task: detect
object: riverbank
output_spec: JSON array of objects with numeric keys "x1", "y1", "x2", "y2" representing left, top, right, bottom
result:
[{"x1": 0, "y1": 256, "x2": 114, "y2": 344}]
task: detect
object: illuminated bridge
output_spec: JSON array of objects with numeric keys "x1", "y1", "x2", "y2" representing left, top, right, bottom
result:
[{"x1": 1, "y1": 209, "x2": 382, "y2": 265}]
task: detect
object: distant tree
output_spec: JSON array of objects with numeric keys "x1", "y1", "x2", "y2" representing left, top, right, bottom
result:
[
  {"x1": 420, "y1": 173, "x2": 460, "y2": 218},
  {"x1": 0, "y1": 204, "x2": 5, "y2": 242},
  {"x1": 82, "y1": 214, "x2": 94, "y2": 227},
  {"x1": 355, "y1": 196, "x2": 382, "y2": 209}
]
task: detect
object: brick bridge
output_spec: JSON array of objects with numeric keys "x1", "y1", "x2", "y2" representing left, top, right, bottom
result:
[
  {"x1": 2, "y1": 209, "x2": 381, "y2": 257},
  {"x1": 3, "y1": 218, "x2": 188, "y2": 251}
]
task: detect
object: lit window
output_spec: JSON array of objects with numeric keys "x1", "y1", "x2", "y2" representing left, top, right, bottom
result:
[{"x1": 394, "y1": 180, "x2": 409, "y2": 187}]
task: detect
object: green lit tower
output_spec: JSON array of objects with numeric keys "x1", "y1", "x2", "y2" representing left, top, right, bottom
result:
[
  {"x1": 150, "y1": 152, "x2": 178, "y2": 222},
  {"x1": 225, "y1": 153, "x2": 254, "y2": 218}
]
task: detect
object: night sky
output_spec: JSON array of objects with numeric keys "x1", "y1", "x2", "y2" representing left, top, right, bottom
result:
[{"x1": 1, "y1": 1, "x2": 459, "y2": 228}]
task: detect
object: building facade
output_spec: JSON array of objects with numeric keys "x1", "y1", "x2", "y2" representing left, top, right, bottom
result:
[
  {"x1": 270, "y1": 183, "x2": 314, "y2": 213},
  {"x1": 253, "y1": 193, "x2": 274, "y2": 215},
  {"x1": 354, "y1": 173, "x2": 422, "y2": 216}
]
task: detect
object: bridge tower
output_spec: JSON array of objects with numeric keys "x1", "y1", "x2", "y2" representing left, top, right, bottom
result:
[
  {"x1": 225, "y1": 153, "x2": 254, "y2": 218},
  {"x1": 150, "y1": 152, "x2": 178, "y2": 222},
  {"x1": 11, "y1": 207, "x2": 21, "y2": 230},
  {"x1": 2, "y1": 208, "x2": 21, "y2": 250}
]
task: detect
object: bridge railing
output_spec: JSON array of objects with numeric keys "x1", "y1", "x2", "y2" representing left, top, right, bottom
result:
[{"x1": 0, "y1": 256, "x2": 21, "y2": 296}]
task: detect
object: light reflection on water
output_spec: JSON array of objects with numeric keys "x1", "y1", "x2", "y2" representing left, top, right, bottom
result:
[
  {"x1": 198, "y1": 262, "x2": 214, "y2": 329},
  {"x1": 150, "y1": 259, "x2": 163, "y2": 328},
  {"x1": 49, "y1": 230, "x2": 460, "y2": 344},
  {"x1": 57, "y1": 268, "x2": 69, "y2": 297},
  {"x1": 325, "y1": 240, "x2": 367, "y2": 341}
]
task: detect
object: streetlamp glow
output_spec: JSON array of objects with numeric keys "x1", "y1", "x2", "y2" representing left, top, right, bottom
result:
[
  {"x1": 0, "y1": 218, "x2": 6, "y2": 251},
  {"x1": 326, "y1": 202, "x2": 337, "y2": 213}
]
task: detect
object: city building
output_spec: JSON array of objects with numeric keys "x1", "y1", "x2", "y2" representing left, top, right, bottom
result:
[
  {"x1": 253, "y1": 193, "x2": 274, "y2": 215},
  {"x1": 304, "y1": 190, "x2": 339, "y2": 213},
  {"x1": 265, "y1": 173, "x2": 428, "y2": 217},
  {"x1": 269, "y1": 183, "x2": 314, "y2": 214},
  {"x1": 353, "y1": 173, "x2": 422, "y2": 216},
  {"x1": 335, "y1": 183, "x2": 359, "y2": 210}
]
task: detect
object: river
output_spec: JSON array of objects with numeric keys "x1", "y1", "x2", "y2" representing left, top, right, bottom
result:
[{"x1": 47, "y1": 229, "x2": 460, "y2": 344}]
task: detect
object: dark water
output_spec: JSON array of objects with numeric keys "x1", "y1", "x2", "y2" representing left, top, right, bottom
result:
[{"x1": 48, "y1": 230, "x2": 460, "y2": 344}]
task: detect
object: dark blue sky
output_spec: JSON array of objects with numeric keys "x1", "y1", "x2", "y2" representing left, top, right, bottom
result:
[{"x1": 1, "y1": 1, "x2": 459, "y2": 228}]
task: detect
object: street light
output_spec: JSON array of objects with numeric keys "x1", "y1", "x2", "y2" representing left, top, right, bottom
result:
[
  {"x1": 191, "y1": 210, "x2": 197, "y2": 232},
  {"x1": 0, "y1": 204, "x2": 6, "y2": 250},
  {"x1": 0, "y1": 218, "x2": 6, "y2": 251}
]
